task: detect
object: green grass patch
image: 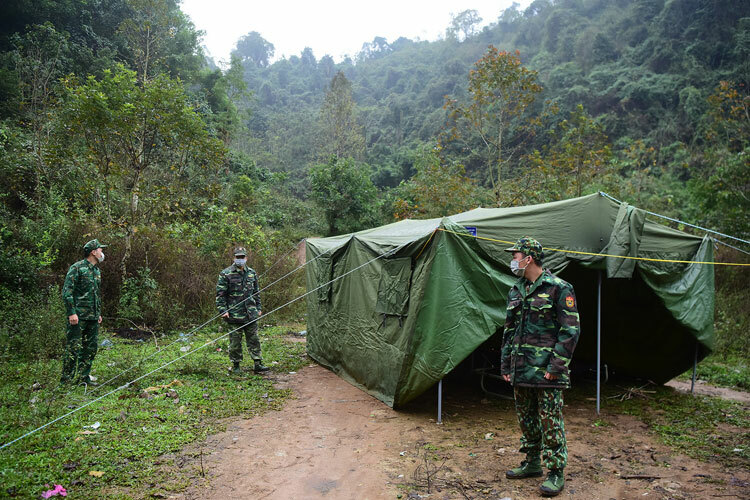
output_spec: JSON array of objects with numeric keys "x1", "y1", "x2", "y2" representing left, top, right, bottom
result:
[
  {"x1": 677, "y1": 354, "x2": 750, "y2": 390},
  {"x1": 0, "y1": 325, "x2": 307, "y2": 499},
  {"x1": 603, "y1": 384, "x2": 750, "y2": 468}
]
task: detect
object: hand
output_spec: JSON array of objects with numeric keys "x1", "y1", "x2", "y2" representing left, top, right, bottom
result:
[
  {"x1": 221, "y1": 312, "x2": 229, "y2": 319},
  {"x1": 258, "y1": 310, "x2": 262, "y2": 316},
  {"x1": 544, "y1": 372, "x2": 558, "y2": 380},
  {"x1": 98, "y1": 315, "x2": 102, "y2": 324},
  {"x1": 68, "y1": 314, "x2": 79, "y2": 326},
  {"x1": 502, "y1": 374, "x2": 510, "y2": 383}
]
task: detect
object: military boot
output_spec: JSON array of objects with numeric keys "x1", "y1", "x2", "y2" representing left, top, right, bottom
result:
[
  {"x1": 229, "y1": 362, "x2": 242, "y2": 376},
  {"x1": 253, "y1": 360, "x2": 270, "y2": 373},
  {"x1": 539, "y1": 469, "x2": 565, "y2": 496},
  {"x1": 505, "y1": 455, "x2": 543, "y2": 479}
]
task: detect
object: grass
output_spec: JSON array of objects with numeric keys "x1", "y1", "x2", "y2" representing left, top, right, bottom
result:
[
  {"x1": 599, "y1": 383, "x2": 750, "y2": 469},
  {"x1": 677, "y1": 353, "x2": 750, "y2": 390},
  {"x1": 0, "y1": 325, "x2": 307, "y2": 499}
]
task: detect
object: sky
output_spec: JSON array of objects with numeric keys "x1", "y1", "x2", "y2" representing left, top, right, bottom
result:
[{"x1": 180, "y1": 0, "x2": 533, "y2": 66}]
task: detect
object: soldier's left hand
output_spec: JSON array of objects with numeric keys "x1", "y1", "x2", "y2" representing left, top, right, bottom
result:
[
  {"x1": 258, "y1": 310, "x2": 262, "y2": 316},
  {"x1": 98, "y1": 316, "x2": 102, "y2": 324},
  {"x1": 544, "y1": 372, "x2": 558, "y2": 380}
]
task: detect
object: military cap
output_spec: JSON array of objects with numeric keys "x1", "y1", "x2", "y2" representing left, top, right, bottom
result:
[
  {"x1": 505, "y1": 236, "x2": 543, "y2": 262},
  {"x1": 233, "y1": 246, "x2": 247, "y2": 256},
  {"x1": 83, "y1": 239, "x2": 107, "y2": 257}
]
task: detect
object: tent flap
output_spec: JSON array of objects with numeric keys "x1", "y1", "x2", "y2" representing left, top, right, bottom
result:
[{"x1": 305, "y1": 193, "x2": 715, "y2": 408}]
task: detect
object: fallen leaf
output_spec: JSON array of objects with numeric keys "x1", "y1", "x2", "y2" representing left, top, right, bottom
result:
[
  {"x1": 77, "y1": 430, "x2": 98, "y2": 435},
  {"x1": 88, "y1": 471, "x2": 104, "y2": 477}
]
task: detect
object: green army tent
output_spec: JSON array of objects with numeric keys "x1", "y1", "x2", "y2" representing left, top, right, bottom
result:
[{"x1": 304, "y1": 192, "x2": 714, "y2": 408}]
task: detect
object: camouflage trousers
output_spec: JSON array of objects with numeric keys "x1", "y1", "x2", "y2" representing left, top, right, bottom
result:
[
  {"x1": 228, "y1": 319, "x2": 261, "y2": 364},
  {"x1": 61, "y1": 319, "x2": 99, "y2": 383},
  {"x1": 513, "y1": 386, "x2": 567, "y2": 470}
]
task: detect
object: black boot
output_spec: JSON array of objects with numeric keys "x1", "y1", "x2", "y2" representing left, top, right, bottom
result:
[
  {"x1": 253, "y1": 360, "x2": 270, "y2": 373},
  {"x1": 229, "y1": 361, "x2": 242, "y2": 375}
]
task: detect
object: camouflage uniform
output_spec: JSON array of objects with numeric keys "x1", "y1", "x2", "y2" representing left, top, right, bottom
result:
[
  {"x1": 501, "y1": 237, "x2": 580, "y2": 474},
  {"x1": 61, "y1": 239, "x2": 106, "y2": 384},
  {"x1": 216, "y1": 249, "x2": 263, "y2": 367}
]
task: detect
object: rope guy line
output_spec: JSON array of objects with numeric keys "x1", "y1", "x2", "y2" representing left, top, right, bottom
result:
[{"x1": 0, "y1": 244, "x2": 400, "y2": 451}]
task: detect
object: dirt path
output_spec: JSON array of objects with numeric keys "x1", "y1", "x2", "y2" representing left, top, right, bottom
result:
[{"x1": 176, "y1": 365, "x2": 749, "y2": 500}]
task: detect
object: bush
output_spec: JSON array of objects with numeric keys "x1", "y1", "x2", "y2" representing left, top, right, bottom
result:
[{"x1": 0, "y1": 285, "x2": 65, "y2": 361}]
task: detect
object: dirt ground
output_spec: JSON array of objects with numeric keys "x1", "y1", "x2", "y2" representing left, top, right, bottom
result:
[{"x1": 173, "y1": 362, "x2": 749, "y2": 500}]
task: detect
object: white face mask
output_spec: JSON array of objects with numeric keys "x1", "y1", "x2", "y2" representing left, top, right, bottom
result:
[
  {"x1": 234, "y1": 258, "x2": 247, "y2": 267},
  {"x1": 509, "y1": 256, "x2": 529, "y2": 277},
  {"x1": 96, "y1": 251, "x2": 105, "y2": 263}
]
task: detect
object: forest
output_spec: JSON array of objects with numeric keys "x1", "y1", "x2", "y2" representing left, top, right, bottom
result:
[
  {"x1": 0, "y1": 0, "x2": 748, "y2": 497},
  {"x1": 0, "y1": 0, "x2": 748, "y2": 371}
]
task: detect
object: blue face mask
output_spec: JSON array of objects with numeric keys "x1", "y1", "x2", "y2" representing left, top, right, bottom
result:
[
  {"x1": 509, "y1": 256, "x2": 529, "y2": 277},
  {"x1": 234, "y1": 258, "x2": 247, "y2": 267}
]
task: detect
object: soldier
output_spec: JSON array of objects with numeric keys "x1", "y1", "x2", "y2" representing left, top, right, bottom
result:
[
  {"x1": 61, "y1": 239, "x2": 107, "y2": 385},
  {"x1": 216, "y1": 246, "x2": 270, "y2": 374},
  {"x1": 500, "y1": 237, "x2": 580, "y2": 497}
]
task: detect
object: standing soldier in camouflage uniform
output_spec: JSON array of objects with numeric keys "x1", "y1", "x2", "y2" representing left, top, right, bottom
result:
[
  {"x1": 216, "y1": 246, "x2": 269, "y2": 375},
  {"x1": 500, "y1": 237, "x2": 580, "y2": 497},
  {"x1": 61, "y1": 239, "x2": 107, "y2": 385}
]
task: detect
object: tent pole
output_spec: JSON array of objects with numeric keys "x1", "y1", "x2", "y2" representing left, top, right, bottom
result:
[
  {"x1": 597, "y1": 270, "x2": 602, "y2": 415},
  {"x1": 691, "y1": 342, "x2": 698, "y2": 394},
  {"x1": 437, "y1": 379, "x2": 443, "y2": 424}
]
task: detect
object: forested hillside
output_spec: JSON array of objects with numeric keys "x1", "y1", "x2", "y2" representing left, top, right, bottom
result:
[{"x1": 0, "y1": 0, "x2": 747, "y2": 360}]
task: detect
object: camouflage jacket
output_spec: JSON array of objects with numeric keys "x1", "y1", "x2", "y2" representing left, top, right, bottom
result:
[
  {"x1": 216, "y1": 264, "x2": 261, "y2": 323},
  {"x1": 500, "y1": 270, "x2": 580, "y2": 389},
  {"x1": 62, "y1": 259, "x2": 101, "y2": 320}
]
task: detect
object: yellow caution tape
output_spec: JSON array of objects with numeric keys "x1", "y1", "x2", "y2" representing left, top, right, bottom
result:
[{"x1": 436, "y1": 228, "x2": 750, "y2": 267}]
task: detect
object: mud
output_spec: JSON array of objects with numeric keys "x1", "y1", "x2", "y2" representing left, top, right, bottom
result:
[{"x1": 171, "y1": 364, "x2": 749, "y2": 500}]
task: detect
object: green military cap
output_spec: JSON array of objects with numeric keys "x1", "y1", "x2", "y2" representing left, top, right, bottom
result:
[
  {"x1": 505, "y1": 236, "x2": 543, "y2": 261},
  {"x1": 233, "y1": 246, "x2": 247, "y2": 256},
  {"x1": 83, "y1": 239, "x2": 107, "y2": 257}
]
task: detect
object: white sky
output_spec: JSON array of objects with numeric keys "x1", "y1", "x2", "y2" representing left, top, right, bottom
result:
[{"x1": 180, "y1": 0, "x2": 533, "y2": 66}]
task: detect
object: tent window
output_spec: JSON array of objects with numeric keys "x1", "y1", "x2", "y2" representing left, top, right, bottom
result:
[
  {"x1": 376, "y1": 257, "x2": 412, "y2": 321},
  {"x1": 316, "y1": 255, "x2": 333, "y2": 302}
]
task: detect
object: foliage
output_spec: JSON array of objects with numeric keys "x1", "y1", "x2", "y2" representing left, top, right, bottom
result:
[
  {"x1": 688, "y1": 81, "x2": 749, "y2": 238},
  {"x1": 62, "y1": 64, "x2": 226, "y2": 276},
  {"x1": 517, "y1": 104, "x2": 614, "y2": 205},
  {"x1": 0, "y1": 326, "x2": 308, "y2": 498},
  {"x1": 309, "y1": 156, "x2": 377, "y2": 235},
  {"x1": 442, "y1": 47, "x2": 542, "y2": 202},
  {"x1": 117, "y1": 267, "x2": 158, "y2": 326},
  {"x1": 0, "y1": 285, "x2": 65, "y2": 361},
  {"x1": 392, "y1": 146, "x2": 491, "y2": 219},
  {"x1": 318, "y1": 71, "x2": 365, "y2": 160}
]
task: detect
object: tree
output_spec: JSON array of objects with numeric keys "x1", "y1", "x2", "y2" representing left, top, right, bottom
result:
[
  {"x1": 689, "y1": 81, "x2": 749, "y2": 238},
  {"x1": 518, "y1": 104, "x2": 613, "y2": 205},
  {"x1": 233, "y1": 31, "x2": 275, "y2": 68},
  {"x1": 63, "y1": 65, "x2": 226, "y2": 277},
  {"x1": 442, "y1": 47, "x2": 542, "y2": 204},
  {"x1": 318, "y1": 71, "x2": 365, "y2": 160},
  {"x1": 309, "y1": 157, "x2": 376, "y2": 236},
  {"x1": 392, "y1": 146, "x2": 490, "y2": 220},
  {"x1": 446, "y1": 10, "x2": 483, "y2": 42},
  {"x1": 10, "y1": 23, "x2": 69, "y2": 193},
  {"x1": 118, "y1": 0, "x2": 186, "y2": 82}
]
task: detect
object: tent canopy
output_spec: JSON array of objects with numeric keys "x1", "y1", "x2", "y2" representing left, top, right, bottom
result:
[{"x1": 304, "y1": 193, "x2": 714, "y2": 408}]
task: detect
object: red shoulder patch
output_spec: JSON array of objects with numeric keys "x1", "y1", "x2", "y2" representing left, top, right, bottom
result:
[{"x1": 565, "y1": 295, "x2": 575, "y2": 308}]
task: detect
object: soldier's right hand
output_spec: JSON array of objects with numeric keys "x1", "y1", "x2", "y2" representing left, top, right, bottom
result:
[
  {"x1": 221, "y1": 312, "x2": 229, "y2": 319},
  {"x1": 68, "y1": 314, "x2": 79, "y2": 325}
]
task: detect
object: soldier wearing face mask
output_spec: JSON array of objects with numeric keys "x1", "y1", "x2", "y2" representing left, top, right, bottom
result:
[
  {"x1": 500, "y1": 237, "x2": 580, "y2": 497},
  {"x1": 216, "y1": 246, "x2": 269, "y2": 374},
  {"x1": 60, "y1": 239, "x2": 107, "y2": 385}
]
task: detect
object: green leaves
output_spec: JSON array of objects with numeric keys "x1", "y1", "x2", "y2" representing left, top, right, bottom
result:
[{"x1": 310, "y1": 157, "x2": 377, "y2": 236}]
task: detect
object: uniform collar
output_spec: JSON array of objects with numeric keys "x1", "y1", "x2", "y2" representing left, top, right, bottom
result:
[{"x1": 518, "y1": 269, "x2": 552, "y2": 297}]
